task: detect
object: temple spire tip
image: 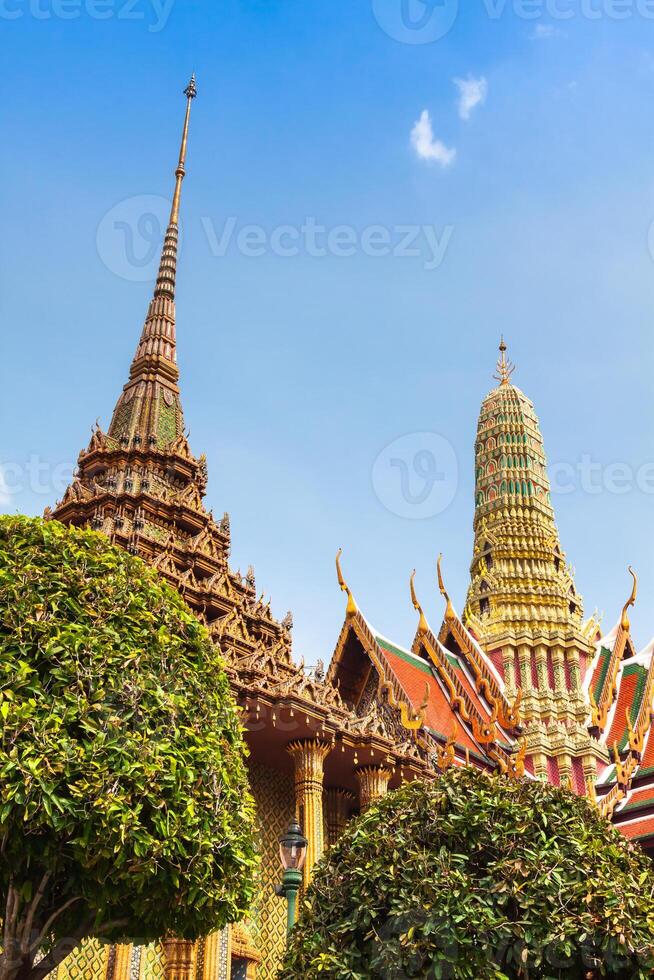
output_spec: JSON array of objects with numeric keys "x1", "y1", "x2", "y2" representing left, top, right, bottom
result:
[
  {"x1": 493, "y1": 335, "x2": 515, "y2": 386},
  {"x1": 184, "y1": 73, "x2": 197, "y2": 99}
]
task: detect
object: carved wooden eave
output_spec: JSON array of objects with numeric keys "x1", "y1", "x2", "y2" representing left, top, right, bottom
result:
[{"x1": 328, "y1": 611, "x2": 427, "y2": 731}]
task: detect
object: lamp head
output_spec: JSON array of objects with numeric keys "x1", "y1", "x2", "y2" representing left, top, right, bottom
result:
[{"x1": 279, "y1": 819, "x2": 308, "y2": 871}]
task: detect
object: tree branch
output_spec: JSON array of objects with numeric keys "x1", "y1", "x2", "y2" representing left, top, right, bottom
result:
[
  {"x1": 23, "y1": 915, "x2": 95, "y2": 980},
  {"x1": 25, "y1": 917, "x2": 129, "y2": 980},
  {"x1": 19, "y1": 872, "x2": 52, "y2": 953},
  {"x1": 28, "y1": 897, "x2": 82, "y2": 956}
]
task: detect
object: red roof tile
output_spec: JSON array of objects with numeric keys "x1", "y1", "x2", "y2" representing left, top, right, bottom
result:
[{"x1": 378, "y1": 645, "x2": 479, "y2": 754}]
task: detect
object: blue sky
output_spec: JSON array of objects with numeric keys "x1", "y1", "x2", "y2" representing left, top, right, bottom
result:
[{"x1": 2, "y1": 0, "x2": 654, "y2": 661}]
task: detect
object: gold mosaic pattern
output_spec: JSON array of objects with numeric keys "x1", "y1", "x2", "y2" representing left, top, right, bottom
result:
[
  {"x1": 139, "y1": 942, "x2": 166, "y2": 980},
  {"x1": 55, "y1": 939, "x2": 109, "y2": 980},
  {"x1": 247, "y1": 760, "x2": 294, "y2": 980}
]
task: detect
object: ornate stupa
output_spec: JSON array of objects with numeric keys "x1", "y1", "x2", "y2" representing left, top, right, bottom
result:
[{"x1": 462, "y1": 339, "x2": 602, "y2": 787}]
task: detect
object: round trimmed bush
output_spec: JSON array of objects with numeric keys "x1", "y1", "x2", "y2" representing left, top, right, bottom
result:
[
  {"x1": 0, "y1": 516, "x2": 256, "y2": 980},
  {"x1": 282, "y1": 766, "x2": 654, "y2": 978}
]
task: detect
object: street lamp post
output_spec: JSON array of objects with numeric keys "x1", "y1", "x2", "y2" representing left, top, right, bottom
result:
[{"x1": 276, "y1": 819, "x2": 308, "y2": 936}]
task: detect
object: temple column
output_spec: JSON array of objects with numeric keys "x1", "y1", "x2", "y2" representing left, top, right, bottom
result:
[
  {"x1": 582, "y1": 754, "x2": 597, "y2": 797},
  {"x1": 558, "y1": 753, "x2": 573, "y2": 791},
  {"x1": 111, "y1": 944, "x2": 132, "y2": 980},
  {"x1": 552, "y1": 645, "x2": 566, "y2": 694},
  {"x1": 534, "y1": 644, "x2": 548, "y2": 691},
  {"x1": 531, "y1": 751, "x2": 548, "y2": 780},
  {"x1": 200, "y1": 932, "x2": 224, "y2": 980},
  {"x1": 552, "y1": 646, "x2": 569, "y2": 723},
  {"x1": 518, "y1": 644, "x2": 532, "y2": 694},
  {"x1": 355, "y1": 765, "x2": 393, "y2": 812},
  {"x1": 568, "y1": 648, "x2": 581, "y2": 693},
  {"x1": 518, "y1": 643, "x2": 537, "y2": 718},
  {"x1": 502, "y1": 645, "x2": 516, "y2": 692},
  {"x1": 163, "y1": 939, "x2": 196, "y2": 980},
  {"x1": 287, "y1": 739, "x2": 331, "y2": 885},
  {"x1": 325, "y1": 788, "x2": 355, "y2": 845}
]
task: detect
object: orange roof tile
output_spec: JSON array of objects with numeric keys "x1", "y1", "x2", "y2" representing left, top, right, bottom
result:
[{"x1": 377, "y1": 642, "x2": 479, "y2": 755}]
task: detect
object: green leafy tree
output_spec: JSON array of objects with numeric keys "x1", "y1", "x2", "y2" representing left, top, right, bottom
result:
[
  {"x1": 282, "y1": 766, "x2": 654, "y2": 979},
  {"x1": 0, "y1": 516, "x2": 257, "y2": 980}
]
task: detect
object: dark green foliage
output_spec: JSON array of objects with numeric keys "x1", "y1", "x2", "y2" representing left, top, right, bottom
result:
[
  {"x1": 0, "y1": 516, "x2": 256, "y2": 979},
  {"x1": 281, "y1": 767, "x2": 654, "y2": 979}
]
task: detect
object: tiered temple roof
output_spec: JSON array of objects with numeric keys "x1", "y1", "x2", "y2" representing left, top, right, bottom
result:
[{"x1": 50, "y1": 76, "x2": 434, "y2": 792}]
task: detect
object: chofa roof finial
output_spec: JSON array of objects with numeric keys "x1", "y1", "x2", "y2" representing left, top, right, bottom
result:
[
  {"x1": 620, "y1": 566, "x2": 637, "y2": 632},
  {"x1": 410, "y1": 570, "x2": 429, "y2": 636},
  {"x1": 437, "y1": 554, "x2": 456, "y2": 623},
  {"x1": 336, "y1": 549, "x2": 358, "y2": 618}
]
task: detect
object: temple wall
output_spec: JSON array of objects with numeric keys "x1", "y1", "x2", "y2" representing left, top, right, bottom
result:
[
  {"x1": 246, "y1": 760, "x2": 295, "y2": 980},
  {"x1": 55, "y1": 940, "x2": 167, "y2": 980}
]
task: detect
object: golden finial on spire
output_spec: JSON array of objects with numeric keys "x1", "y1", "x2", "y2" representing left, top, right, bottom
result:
[
  {"x1": 410, "y1": 570, "x2": 429, "y2": 636},
  {"x1": 620, "y1": 566, "x2": 637, "y2": 631},
  {"x1": 493, "y1": 336, "x2": 515, "y2": 386},
  {"x1": 336, "y1": 549, "x2": 358, "y2": 618},
  {"x1": 437, "y1": 554, "x2": 456, "y2": 623}
]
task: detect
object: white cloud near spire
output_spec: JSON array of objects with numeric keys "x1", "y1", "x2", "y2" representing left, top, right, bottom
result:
[
  {"x1": 410, "y1": 110, "x2": 456, "y2": 168},
  {"x1": 454, "y1": 75, "x2": 488, "y2": 121}
]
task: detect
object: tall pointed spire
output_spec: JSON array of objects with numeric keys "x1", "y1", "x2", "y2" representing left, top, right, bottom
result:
[
  {"x1": 153, "y1": 73, "x2": 197, "y2": 302},
  {"x1": 108, "y1": 76, "x2": 197, "y2": 448},
  {"x1": 466, "y1": 341, "x2": 585, "y2": 642}
]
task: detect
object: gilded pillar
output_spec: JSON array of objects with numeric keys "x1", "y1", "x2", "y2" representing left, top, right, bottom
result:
[
  {"x1": 107, "y1": 943, "x2": 132, "y2": 980},
  {"x1": 535, "y1": 644, "x2": 548, "y2": 692},
  {"x1": 582, "y1": 754, "x2": 597, "y2": 795},
  {"x1": 325, "y1": 788, "x2": 355, "y2": 845},
  {"x1": 200, "y1": 932, "x2": 225, "y2": 980},
  {"x1": 531, "y1": 751, "x2": 548, "y2": 780},
  {"x1": 552, "y1": 645, "x2": 566, "y2": 697},
  {"x1": 568, "y1": 648, "x2": 581, "y2": 693},
  {"x1": 355, "y1": 765, "x2": 393, "y2": 812},
  {"x1": 518, "y1": 644, "x2": 532, "y2": 695},
  {"x1": 502, "y1": 645, "x2": 516, "y2": 692},
  {"x1": 558, "y1": 753, "x2": 572, "y2": 790},
  {"x1": 287, "y1": 739, "x2": 331, "y2": 885},
  {"x1": 163, "y1": 938, "x2": 196, "y2": 980}
]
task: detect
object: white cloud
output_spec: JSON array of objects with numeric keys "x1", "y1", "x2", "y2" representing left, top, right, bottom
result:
[
  {"x1": 410, "y1": 110, "x2": 456, "y2": 168},
  {"x1": 454, "y1": 75, "x2": 488, "y2": 121},
  {"x1": 529, "y1": 23, "x2": 565, "y2": 40}
]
